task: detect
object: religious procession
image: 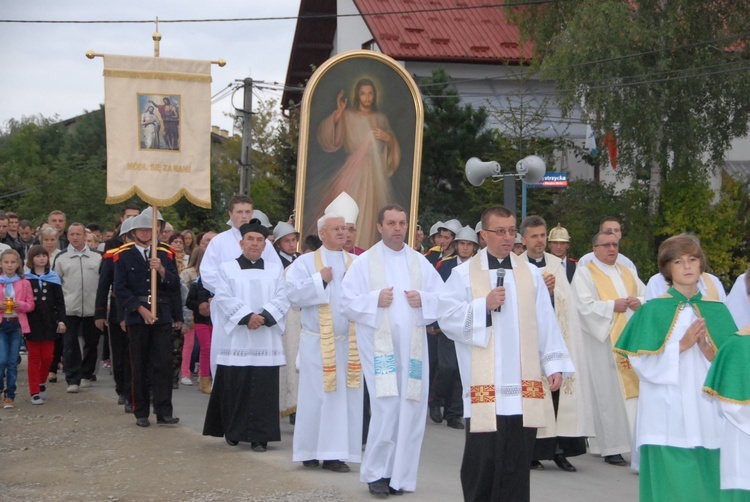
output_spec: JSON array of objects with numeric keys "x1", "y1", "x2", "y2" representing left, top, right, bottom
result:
[
  {"x1": 2, "y1": 196, "x2": 749, "y2": 501},
  {"x1": 4, "y1": 2, "x2": 750, "y2": 501}
]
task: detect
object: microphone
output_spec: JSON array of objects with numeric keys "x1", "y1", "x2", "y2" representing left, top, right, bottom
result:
[{"x1": 495, "y1": 268, "x2": 505, "y2": 313}]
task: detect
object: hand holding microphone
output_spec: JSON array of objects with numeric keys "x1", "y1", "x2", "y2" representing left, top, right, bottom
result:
[{"x1": 486, "y1": 268, "x2": 506, "y2": 312}]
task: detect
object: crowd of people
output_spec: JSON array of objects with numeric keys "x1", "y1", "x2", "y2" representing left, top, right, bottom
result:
[{"x1": 0, "y1": 196, "x2": 748, "y2": 501}]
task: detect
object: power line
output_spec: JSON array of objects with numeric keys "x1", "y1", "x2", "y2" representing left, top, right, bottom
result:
[{"x1": 0, "y1": 1, "x2": 560, "y2": 24}]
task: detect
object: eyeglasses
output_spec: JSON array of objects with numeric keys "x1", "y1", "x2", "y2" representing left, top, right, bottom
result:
[
  {"x1": 486, "y1": 227, "x2": 517, "y2": 237},
  {"x1": 594, "y1": 242, "x2": 619, "y2": 248}
]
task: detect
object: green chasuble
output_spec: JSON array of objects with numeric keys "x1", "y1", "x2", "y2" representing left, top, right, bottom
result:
[
  {"x1": 704, "y1": 327, "x2": 750, "y2": 404},
  {"x1": 614, "y1": 287, "x2": 737, "y2": 357}
]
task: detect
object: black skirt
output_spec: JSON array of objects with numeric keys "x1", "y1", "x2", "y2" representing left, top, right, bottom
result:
[{"x1": 202, "y1": 364, "x2": 280, "y2": 444}]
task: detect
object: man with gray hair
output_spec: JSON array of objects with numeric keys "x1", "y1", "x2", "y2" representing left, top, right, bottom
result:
[
  {"x1": 573, "y1": 229, "x2": 645, "y2": 467},
  {"x1": 54, "y1": 222, "x2": 102, "y2": 393},
  {"x1": 285, "y1": 213, "x2": 364, "y2": 473}
]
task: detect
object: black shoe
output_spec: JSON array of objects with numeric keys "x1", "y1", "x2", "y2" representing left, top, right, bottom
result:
[
  {"x1": 368, "y1": 478, "x2": 390, "y2": 498},
  {"x1": 136, "y1": 417, "x2": 150, "y2": 427},
  {"x1": 117, "y1": 394, "x2": 126, "y2": 405},
  {"x1": 124, "y1": 401, "x2": 133, "y2": 413},
  {"x1": 289, "y1": 412, "x2": 296, "y2": 425},
  {"x1": 226, "y1": 437, "x2": 239, "y2": 446},
  {"x1": 322, "y1": 460, "x2": 350, "y2": 473},
  {"x1": 48, "y1": 376, "x2": 58, "y2": 383},
  {"x1": 251, "y1": 442, "x2": 267, "y2": 452},
  {"x1": 302, "y1": 459, "x2": 320, "y2": 467},
  {"x1": 172, "y1": 380, "x2": 179, "y2": 390},
  {"x1": 157, "y1": 416, "x2": 180, "y2": 425},
  {"x1": 530, "y1": 460, "x2": 544, "y2": 470},
  {"x1": 446, "y1": 417, "x2": 465, "y2": 430},
  {"x1": 89, "y1": 375, "x2": 97, "y2": 382},
  {"x1": 388, "y1": 486, "x2": 404, "y2": 496},
  {"x1": 428, "y1": 402, "x2": 442, "y2": 423},
  {"x1": 553, "y1": 454, "x2": 577, "y2": 472},
  {"x1": 604, "y1": 454, "x2": 628, "y2": 466}
]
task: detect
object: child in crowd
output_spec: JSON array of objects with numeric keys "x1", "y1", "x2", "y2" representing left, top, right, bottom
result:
[
  {"x1": 614, "y1": 236, "x2": 737, "y2": 501},
  {"x1": 184, "y1": 249, "x2": 213, "y2": 394},
  {"x1": 0, "y1": 249, "x2": 35, "y2": 409},
  {"x1": 703, "y1": 268, "x2": 750, "y2": 499},
  {"x1": 24, "y1": 245, "x2": 66, "y2": 405}
]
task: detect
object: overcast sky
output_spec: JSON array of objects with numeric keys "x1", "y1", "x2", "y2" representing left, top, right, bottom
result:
[{"x1": 0, "y1": 1, "x2": 301, "y2": 134}]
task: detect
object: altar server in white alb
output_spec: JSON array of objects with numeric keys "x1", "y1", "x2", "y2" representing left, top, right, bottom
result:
[
  {"x1": 202, "y1": 221, "x2": 289, "y2": 452},
  {"x1": 285, "y1": 208, "x2": 364, "y2": 473},
  {"x1": 199, "y1": 194, "x2": 282, "y2": 377},
  {"x1": 725, "y1": 267, "x2": 750, "y2": 328},
  {"x1": 437, "y1": 205, "x2": 574, "y2": 502},
  {"x1": 340, "y1": 204, "x2": 443, "y2": 498}
]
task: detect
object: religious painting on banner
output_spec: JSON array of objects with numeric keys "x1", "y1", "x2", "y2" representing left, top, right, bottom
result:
[
  {"x1": 139, "y1": 94, "x2": 180, "y2": 151},
  {"x1": 102, "y1": 55, "x2": 211, "y2": 208},
  {"x1": 295, "y1": 50, "x2": 424, "y2": 249}
]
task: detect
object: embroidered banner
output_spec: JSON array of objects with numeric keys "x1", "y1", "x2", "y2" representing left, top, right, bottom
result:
[{"x1": 102, "y1": 54, "x2": 212, "y2": 208}]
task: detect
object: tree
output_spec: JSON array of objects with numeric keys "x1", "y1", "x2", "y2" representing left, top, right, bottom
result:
[{"x1": 508, "y1": 0, "x2": 750, "y2": 216}]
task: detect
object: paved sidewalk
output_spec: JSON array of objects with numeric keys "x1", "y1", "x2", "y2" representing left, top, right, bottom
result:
[{"x1": 1, "y1": 355, "x2": 639, "y2": 501}]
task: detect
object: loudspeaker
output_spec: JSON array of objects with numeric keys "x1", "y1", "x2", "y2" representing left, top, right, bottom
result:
[
  {"x1": 465, "y1": 157, "x2": 501, "y2": 187},
  {"x1": 515, "y1": 155, "x2": 546, "y2": 184}
]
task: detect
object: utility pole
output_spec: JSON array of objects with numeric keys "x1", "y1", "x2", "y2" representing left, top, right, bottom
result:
[{"x1": 239, "y1": 77, "x2": 253, "y2": 195}]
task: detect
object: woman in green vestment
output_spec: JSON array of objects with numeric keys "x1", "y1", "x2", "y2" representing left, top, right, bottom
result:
[{"x1": 615, "y1": 235, "x2": 737, "y2": 502}]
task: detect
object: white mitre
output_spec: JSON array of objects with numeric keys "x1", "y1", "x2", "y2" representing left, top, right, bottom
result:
[{"x1": 325, "y1": 191, "x2": 360, "y2": 225}]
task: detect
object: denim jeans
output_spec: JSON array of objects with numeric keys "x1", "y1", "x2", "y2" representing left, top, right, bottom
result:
[{"x1": 0, "y1": 319, "x2": 23, "y2": 399}]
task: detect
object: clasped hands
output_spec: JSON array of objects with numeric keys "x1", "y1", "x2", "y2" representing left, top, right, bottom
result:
[
  {"x1": 613, "y1": 296, "x2": 641, "y2": 313},
  {"x1": 378, "y1": 287, "x2": 422, "y2": 308}
]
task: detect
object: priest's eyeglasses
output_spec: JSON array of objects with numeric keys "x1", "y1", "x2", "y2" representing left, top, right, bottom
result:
[
  {"x1": 486, "y1": 227, "x2": 517, "y2": 237},
  {"x1": 594, "y1": 242, "x2": 619, "y2": 248}
]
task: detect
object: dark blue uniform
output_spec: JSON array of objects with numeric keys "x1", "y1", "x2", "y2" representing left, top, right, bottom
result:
[
  {"x1": 96, "y1": 241, "x2": 134, "y2": 405},
  {"x1": 114, "y1": 244, "x2": 181, "y2": 422}
]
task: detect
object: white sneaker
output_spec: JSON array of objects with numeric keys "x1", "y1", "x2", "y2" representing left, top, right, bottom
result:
[
  {"x1": 180, "y1": 377, "x2": 193, "y2": 386},
  {"x1": 31, "y1": 394, "x2": 44, "y2": 405},
  {"x1": 79, "y1": 379, "x2": 92, "y2": 388},
  {"x1": 67, "y1": 384, "x2": 79, "y2": 393}
]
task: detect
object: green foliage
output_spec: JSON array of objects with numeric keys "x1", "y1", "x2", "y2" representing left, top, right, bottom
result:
[
  {"x1": 0, "y1": 98, "x2": 298, "y2": 234},
  {"x1": 658, "y1": 168, "x2": 747, "y2": 287},
  {"x1": 507, "y1": 0, "x2": 750, "y2": 214}
]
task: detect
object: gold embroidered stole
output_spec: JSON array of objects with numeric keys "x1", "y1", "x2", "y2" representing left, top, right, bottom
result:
[
  {"x1": 468, "y1": 253, "x2": 545, "y2": 432},
  {"x1": 314, "y1": 249, "x2": 360, "y2": 392},
  {"x1": 701, "y1": 273, "x2": 719, "y2": 301},
  {"x1": 586, "y1": 261, "x2": 639, "y2": 399}
]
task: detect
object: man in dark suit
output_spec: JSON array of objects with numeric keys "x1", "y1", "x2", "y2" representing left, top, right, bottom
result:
[
  {"x1": 114, "y1": 211, "x2": 182, "y2": 428},
  {"x1": 548, "y1": 224, "x2": 576, "y2": 283}
]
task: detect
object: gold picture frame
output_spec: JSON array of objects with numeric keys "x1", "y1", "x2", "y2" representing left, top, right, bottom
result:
[{"x1": 294, "y1": 50, "x2": 424, "y2": 249}]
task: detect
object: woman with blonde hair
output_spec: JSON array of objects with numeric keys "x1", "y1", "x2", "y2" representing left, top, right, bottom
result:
[{"x1": 39, "y1": 225, "x2": 61, "y2": 265}]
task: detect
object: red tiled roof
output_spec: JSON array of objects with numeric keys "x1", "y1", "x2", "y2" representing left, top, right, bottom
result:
[{"x1": 353, "y1": 0, "x2": 532, "y2": 63}]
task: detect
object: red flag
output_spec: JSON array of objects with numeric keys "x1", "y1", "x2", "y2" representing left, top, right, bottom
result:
[{"x1": 603, "y1": 131, "x2": 618, "y2": 170}]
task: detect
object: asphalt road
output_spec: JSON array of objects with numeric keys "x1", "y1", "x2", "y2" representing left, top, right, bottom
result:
[{"x1": 85, "y1": 367, "x2": 639, "y2": 501}]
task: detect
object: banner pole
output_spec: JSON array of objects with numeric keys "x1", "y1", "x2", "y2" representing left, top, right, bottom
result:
[{"x1": 150, "y1": 19, "x2": 161, "y2": 317}]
